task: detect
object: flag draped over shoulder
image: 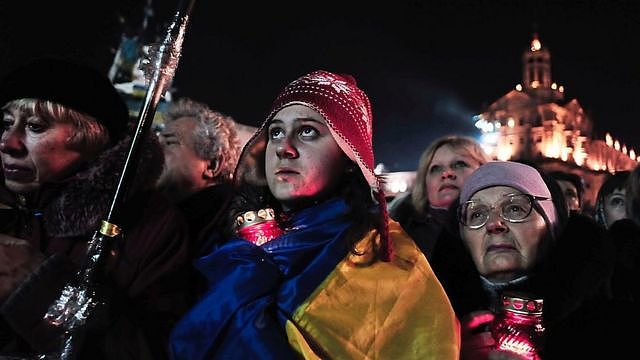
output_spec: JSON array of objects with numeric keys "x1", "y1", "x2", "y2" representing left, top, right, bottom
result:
[{"x1": 169, "y1": 198, "x2": 459, "y2": 359}]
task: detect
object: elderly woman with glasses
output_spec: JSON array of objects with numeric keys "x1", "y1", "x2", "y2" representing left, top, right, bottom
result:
[{"x1": 431, "y1": 161, "x2": 634, "y2": 359}]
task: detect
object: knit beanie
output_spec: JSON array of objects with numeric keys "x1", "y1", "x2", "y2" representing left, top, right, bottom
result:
[
  {"x1": 234, "y1": 70, "x2": 391, "y2": 259},
  {"x1": 235, "y1": 70, "x2": 378, "y2": 189},
  {"x1": 0, "y1": 57, "x2": 129, "y2": 142},
  {"x1": 460, "y1": 161, "x2": 558, "y2": 236}
]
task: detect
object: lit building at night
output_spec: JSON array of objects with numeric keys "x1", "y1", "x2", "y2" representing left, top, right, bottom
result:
[
  {"x1": 471, "y1": 34, "x2": 638, "y2": 210},
  {"x1": 382, "y1": 34, "x2": 637, "y2": 210}
]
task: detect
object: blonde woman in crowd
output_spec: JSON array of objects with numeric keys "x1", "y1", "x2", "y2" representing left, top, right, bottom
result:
[{"x1": 389, "y1": 135, "x2": 489, "y2": 258}]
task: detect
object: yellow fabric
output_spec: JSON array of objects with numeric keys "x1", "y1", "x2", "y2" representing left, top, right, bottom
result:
[{"x1": 286, "y1": 220, "x2": 460, "y2": 359}]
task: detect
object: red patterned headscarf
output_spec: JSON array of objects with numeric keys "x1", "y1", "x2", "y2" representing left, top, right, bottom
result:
[{"x1": 234, "y1": 70, "x2": 391, "y2": 259}]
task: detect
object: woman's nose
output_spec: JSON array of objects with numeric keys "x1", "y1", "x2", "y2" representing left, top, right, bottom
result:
[
  {"x1": 441, "y1": 167, "x2": 457, "y2": 179},
  {"x1": 275, "y1": 138, "x2": 298, "y2": 159},
  {"x1": 485, "y1": 211, "x2": 508, "y2": 233},
  {"x1": 0, "y1": 128, "x2": 26, "y2": 156}
]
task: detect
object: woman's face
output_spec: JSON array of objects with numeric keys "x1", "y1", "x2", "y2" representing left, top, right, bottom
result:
[
  {"x1": 604, "y1": 188, "x2": 627, "y2": 228},
  {"x1": 1, "y1": 103, "x2": 87, "y2": 194},
  {"x1": 426, "y1": 144, "x2": 481, "y2": 209},
  {"x1": 461, "y1": 186, "x2": 548, "y2": 282},
  {"x1": 557, "y1": 179, "x2": 581, "y2": 212},
  {"x1": 265, "y1": 104, "x2": 348, "y2": 212}
]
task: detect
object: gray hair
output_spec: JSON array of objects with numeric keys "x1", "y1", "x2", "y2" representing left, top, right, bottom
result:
[{"x1": 163, "y1": 98, "x2": 241, "y2": 181}]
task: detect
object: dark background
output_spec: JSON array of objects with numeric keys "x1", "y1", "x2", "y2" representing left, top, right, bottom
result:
[{"x1": 1, "y1": 0, "x2": 638, "y2": 171}]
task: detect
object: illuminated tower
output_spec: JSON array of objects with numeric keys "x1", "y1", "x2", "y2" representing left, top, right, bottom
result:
[
  {"x1": 521, "y1": 33, "x2": 564, "y2": 102},
  {"x1": 473, "y1": 32, "x2": 638, "y2": 210}
]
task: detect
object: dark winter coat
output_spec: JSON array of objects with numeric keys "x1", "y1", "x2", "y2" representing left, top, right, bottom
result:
[
  {"x1": 388, "y1": 192, "x2": 450, "y2": 259},
  {"x1": 0, "y1": 134, "x2": 192, "y2": 360},
  {"x1": 175, "y1": 182, "x2": 235, "y2": 302},
  {"x1": 177, "y1": 182, "x2": 234, "y2": 257},
  {"x1": 606, "y1": 218, "x2": 640, "y2": 303},
  {"x1": 430, "y1": 212, "x2": 636, "y2": 358}
]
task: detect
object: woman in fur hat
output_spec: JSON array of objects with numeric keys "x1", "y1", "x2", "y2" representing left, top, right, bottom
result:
[
  {"x1": 0, "y1": 58, "x2": 192, "y2": 359},
  {"x1": 169, "y1": 70, "x2": 460, "y2": 359}
]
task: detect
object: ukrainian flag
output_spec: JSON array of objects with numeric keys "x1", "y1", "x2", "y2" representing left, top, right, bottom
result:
[{"x1": 169, "y1": 199, "x2": 459, "y2": 359}]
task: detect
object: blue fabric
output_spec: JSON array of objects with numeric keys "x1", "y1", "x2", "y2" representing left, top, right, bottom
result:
[{"x1": 169, "y1": 198, "x2": 353, "y2": 359}]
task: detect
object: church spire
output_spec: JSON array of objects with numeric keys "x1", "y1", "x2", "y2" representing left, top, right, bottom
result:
[
  {"x1": 530, "y1": 33, "x2": 542, "y2": 51},
  {"x1": 521, "y1": 33, "x2": 564, "y2": 102}
]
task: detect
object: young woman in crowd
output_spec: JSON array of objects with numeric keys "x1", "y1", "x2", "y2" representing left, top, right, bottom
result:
[
  {"x1": 594, "y1": 171, "x2": 630, "y2": 228},
  {"x1": 604, "y1": 167, "x2": 640, "y2": 305},
  {"x1": 169, "y1": 70, "x2": 460, "y2": 359}
]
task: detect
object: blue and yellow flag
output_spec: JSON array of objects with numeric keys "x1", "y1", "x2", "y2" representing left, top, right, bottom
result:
[{"x1": 169, "y1": 199, "x2": 459, "y2": 359}]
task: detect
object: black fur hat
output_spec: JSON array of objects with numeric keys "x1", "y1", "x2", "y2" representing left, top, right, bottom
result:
[{"x1": 0, "y1": 57, "x2": 129, "y2": 141}]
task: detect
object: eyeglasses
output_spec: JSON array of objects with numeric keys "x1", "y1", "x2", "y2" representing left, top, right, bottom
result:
[{"x1": 459, "y1": 193, "x2": 550, "y2": 229}]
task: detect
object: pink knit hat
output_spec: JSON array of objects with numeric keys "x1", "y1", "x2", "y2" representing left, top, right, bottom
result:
[{"x1": 460, "y1": 161, "x2": 558, "y2": 237}]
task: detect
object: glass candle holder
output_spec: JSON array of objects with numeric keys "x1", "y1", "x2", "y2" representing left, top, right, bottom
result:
[
  {"x1": 491, "y1": 291, "x2": 545, "y2": 360},
  {"x1": 235, "y1": 208, "x2": 284, "y2": 246}
]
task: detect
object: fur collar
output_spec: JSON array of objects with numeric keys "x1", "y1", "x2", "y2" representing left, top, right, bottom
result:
[{"x1": 41, "y1": 133, "x2": 163, "y2": 237}]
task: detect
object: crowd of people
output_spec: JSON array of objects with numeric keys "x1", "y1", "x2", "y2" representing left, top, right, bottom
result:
[{"x1": 0, "y1": 57, "x2": 638, "y2": 359}]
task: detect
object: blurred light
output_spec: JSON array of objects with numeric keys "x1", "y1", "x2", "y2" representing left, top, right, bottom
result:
[
  {"x1": 559, "y1": 86, "x2": 564, "y2": 93},
  {"x1": 473, "y1": 115, "x2": 486, "y2": 131},
  {"x1": 531, "y1": 80, "x2": 539, "y2": 89},
  {"x1": 482, "y1": 132, "x2": 499, "y2": 145},
  {"x1": 496, "y1": 145, "x2": 513, "y2": 161},
  {"x1": 531, "y1": 37, "x2": 542, "y2": 51},
  {"x1": 388, "y1": 180, "x2": 408, "y2": 194},
  {"x1": 475, "y1": 117, "x2": 494, "y2": 133},
  {"x1": 551, "y1": 83, "x2": 557, "y2": 90},
  {"x1": 508, "y1": 118, "x2": 515, "y2": 128},
  {"x1": 515, "y1": 84, "x2": 523, "y2": 91},
  {"x1": 574, "y1": 147, "x2": 586, "y2": 166},
  {"x1": 481, "y1": 144, "x2": 494, "y2": 157}
]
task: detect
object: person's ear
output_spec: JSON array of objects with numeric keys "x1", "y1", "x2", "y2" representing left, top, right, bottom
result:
[{"x1": 204, "y1": 158, "x2": 223, "y2": 180}]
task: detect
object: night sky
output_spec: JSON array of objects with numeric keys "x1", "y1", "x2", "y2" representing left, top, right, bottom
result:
[{"x1": 2, "y1": 0, "x2": 639, "y2": 171}]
